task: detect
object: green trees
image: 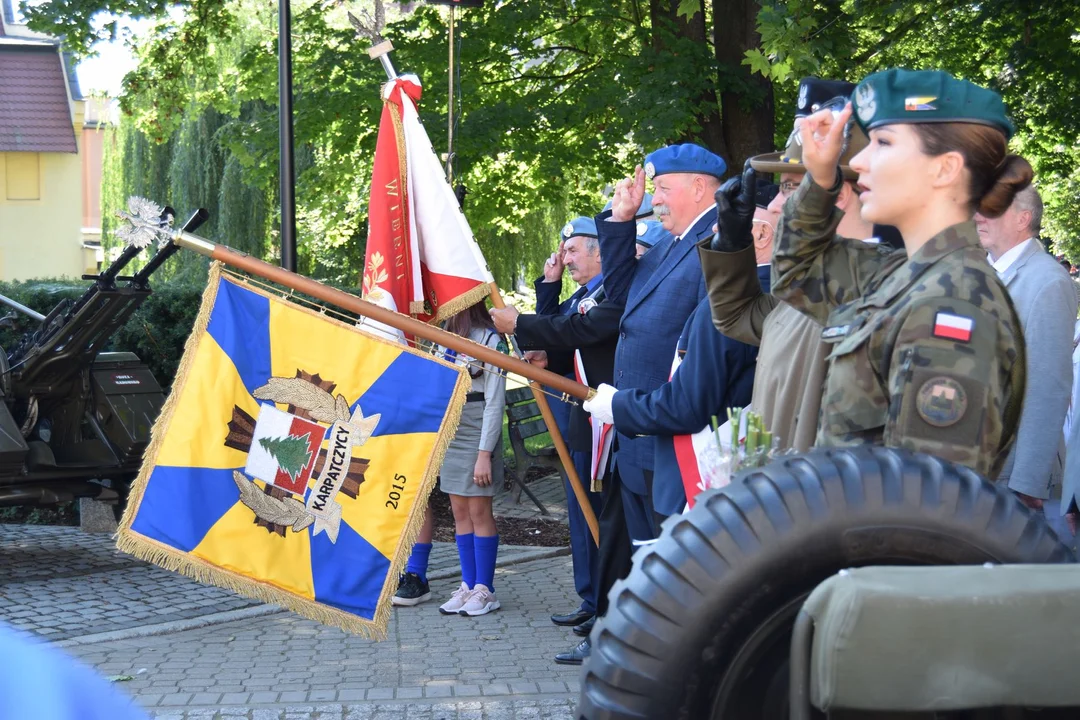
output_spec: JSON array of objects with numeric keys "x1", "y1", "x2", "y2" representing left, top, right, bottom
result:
[{"x1": 31, "y1": 0, "x2": 1080, "y2": 276}]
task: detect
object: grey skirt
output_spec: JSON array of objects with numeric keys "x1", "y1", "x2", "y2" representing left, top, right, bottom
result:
[{"x1": 439, "y1": 399, "x2": 504, "y2": 497}]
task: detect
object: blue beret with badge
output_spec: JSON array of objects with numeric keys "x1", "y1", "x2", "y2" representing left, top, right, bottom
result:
[
  {"x1": 644, "y1": 143, "x2": 727, "y2": 181},
  {"x1": 560, "y1": 216, "x2": 599, "y2": 241},
  {"x1": 851, "y1": 68, "x2": 1015, "y2": 139},
  {"x1": 604, "y1": 192, "x2": 654, "y2": 220},
  {"x1": 634, "y1": 219, "x2": 667, "y2": 249}
]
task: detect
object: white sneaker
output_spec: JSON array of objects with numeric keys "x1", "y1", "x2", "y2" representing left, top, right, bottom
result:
[
  {"x1": 438, "y1": 582, "x2": 472, "y2": 615},
  {"x1": 458, "y1": 583, "x2": 500, "y2": 616}
]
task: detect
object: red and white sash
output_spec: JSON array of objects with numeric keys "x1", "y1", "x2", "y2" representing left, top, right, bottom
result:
[
  {"x1": 575, "y1": 350, "x2": 614, "y2": 488},
  {"x1": 669, "y1": 352, "x2": 720, "y2": 510}
]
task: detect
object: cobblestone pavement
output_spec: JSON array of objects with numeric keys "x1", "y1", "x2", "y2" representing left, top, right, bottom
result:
[
  {"x1": 66, "y1": 557, "x2": 584, "y2": 714},
  {"x1": 147, "y1": 698, "x2": 576, "y2": 719},
  {"x1": 0, "y1": 525, "x2": 567, "y2": 643}
]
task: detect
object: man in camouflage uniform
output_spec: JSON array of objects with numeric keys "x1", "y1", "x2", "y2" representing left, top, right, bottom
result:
[{"x1": 770, "y1": 69, "x2": 1025, "y2": 479}]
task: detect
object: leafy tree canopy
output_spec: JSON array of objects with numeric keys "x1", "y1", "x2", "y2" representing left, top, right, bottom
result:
[{"x1": 26, "y1": 0, "x2": 1080, "y2": 274}]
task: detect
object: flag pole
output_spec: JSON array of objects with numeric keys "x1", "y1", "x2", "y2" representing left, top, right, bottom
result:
[
  {"x1": 366, "y1": 39, "x2": 599, "y2": 545},
  {"x1": 170, "y1": 228, "x2": 591, "y2": 402},
  {"x1": 485, "y1": 284, "x2": 599, "y2": 544}
]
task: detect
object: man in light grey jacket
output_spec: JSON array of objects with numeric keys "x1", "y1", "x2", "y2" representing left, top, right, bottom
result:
[{"x1": 977, "y1": 186, "x2": 1078, "y2": 544}]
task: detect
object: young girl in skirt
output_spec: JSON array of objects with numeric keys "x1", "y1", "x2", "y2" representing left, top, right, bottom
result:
[{"x1": 395, "y1": 299, "x2": 507, "y2": 615}]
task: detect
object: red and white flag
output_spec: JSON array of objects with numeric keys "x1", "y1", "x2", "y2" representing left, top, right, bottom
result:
[
  {"x1": 932, "y1": 312, "x2": 974, "y2": 343},
  {"x1": 363, "y1": 75, "x2": 492, "y2": 325}
]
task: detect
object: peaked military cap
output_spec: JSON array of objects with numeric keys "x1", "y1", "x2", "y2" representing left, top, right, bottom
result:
[
  {"x1": 750, "y1": 78, "x2": 869, "y2": 181},
  {"x1": 644, "y1": 144, "x2": 727, "y2": 180},
  {"x1": 852, "y1": 68, "x2": 1015, "y2": 139},
  {"x1": 561, "y1": 216, "x2": 599, "y2": 240},
  {"x1": 604, "y1": 192, "x2": 655, "y2": 220},
  {"x1": 634, "y1": 219, "x2": 667, "y2": 249},
  {"x1": 796, "y1": 77, "x2": 857, "y2": 118}
]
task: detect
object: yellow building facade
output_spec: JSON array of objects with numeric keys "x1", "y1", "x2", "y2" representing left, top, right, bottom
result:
[{"x1": 0, "y1": 9, "x2": 97, "y2": 282}]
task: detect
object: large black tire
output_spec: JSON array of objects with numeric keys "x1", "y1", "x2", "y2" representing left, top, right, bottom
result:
[{"x1": 578, "y1": 446, "x2": 1076, "y2": 720}]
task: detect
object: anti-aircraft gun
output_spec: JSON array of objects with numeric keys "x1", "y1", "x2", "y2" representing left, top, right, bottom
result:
[{"x1": 0, "y1": 202, "x2": 208, "y2": 508}]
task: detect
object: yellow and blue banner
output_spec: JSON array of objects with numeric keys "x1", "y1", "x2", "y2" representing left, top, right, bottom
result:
[{"x1": 117, "y1": 263, "x2": 468, "y2": 638}]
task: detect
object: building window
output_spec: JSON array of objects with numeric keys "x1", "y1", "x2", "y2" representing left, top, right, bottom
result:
[{"x1": 6, "y1": 153, "x2": 41, "y2": 201}]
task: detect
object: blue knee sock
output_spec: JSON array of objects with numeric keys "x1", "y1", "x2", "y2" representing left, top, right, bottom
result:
[
  {"x1": 456, "y1": 533, "x2": 476, "y2": 588},
  {"x1": 474, "y1": 534, "x2": 499, "y2": 591},
  {"x1": 405, "y1": 542, "x2": 432, "y2": 583}
]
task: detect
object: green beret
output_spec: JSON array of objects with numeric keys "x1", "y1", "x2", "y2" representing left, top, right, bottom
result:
[{"x1": 851, "y1": 68, "x2": 1015, "y2": 140}]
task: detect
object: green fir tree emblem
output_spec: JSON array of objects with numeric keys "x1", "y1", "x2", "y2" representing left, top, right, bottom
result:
[{"x1": 259, "y1": 434, "x2": 313, "y2": 481}]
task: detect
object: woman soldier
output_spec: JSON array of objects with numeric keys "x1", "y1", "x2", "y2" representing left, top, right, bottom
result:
[{"x1": 771, "y1": 68, "x2": 1031, "y2": 484}]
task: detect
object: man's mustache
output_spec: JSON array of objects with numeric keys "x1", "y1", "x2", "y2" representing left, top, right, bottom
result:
[{"x1": 653, "y1": 204, "x2": 671, "y2": 218}]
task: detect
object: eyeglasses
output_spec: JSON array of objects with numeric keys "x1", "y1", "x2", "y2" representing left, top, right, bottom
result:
[{"x1": 778, "y1": 181, "x2": 800, "y2": 196}]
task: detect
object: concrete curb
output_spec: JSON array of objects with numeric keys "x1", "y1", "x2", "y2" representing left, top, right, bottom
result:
[{"x1": 53, "y1": 545, "x2": 570, "y2": 648}]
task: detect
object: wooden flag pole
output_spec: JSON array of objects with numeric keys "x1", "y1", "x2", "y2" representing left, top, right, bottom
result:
[
  {"x1": 172, "y1": 232, "x2": 600, "y2": 544},
  {"x1": 363, "y1": 39, "x2": 599, "y2": 544},
  {"x1": 171, "y1": 232, "x2": 593, "y2": 400},
  {"x1": 486, "y1": 284, "x2": 599, "y2": 545}
]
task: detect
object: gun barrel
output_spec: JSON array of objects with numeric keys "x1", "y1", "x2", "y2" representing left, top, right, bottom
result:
[{"x1": 0, "y1": 294, "x2": 45, "y2": 324}]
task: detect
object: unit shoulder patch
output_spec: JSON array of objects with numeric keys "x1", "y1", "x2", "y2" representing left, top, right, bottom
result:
[{"x1": 915, "y1": 376, "x2": 968, "y2": 428}]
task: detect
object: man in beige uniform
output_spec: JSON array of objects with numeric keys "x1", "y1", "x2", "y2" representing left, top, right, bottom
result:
[{"x1": 700, "y1": 77, "x2": 891, "y2": 452}]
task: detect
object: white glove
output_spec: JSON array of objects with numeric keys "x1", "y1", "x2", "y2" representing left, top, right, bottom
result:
[{"x1": 583, "y1": 383, "x2": 617, "y2": 425}]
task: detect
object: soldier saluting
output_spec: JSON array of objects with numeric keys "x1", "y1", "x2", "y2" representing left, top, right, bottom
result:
[{"x1": 772, "y1": 68, "x2": 1031, "y2": 483}]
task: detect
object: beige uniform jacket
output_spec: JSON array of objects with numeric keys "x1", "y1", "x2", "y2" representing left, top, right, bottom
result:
[{"x1": 697, "y1": 241, "x2": 826, "y2": 453}]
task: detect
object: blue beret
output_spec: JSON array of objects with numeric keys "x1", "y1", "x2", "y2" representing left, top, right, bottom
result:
[
  {"x1": 603, "y1": 192, "x2": 654, "y2": 220},
  {"x1": 634, "y1": 220, "x2": 667, "y2": 249},
  {"x1": 560, "y1": 216, "x2": 598, "y2": 241},
  {"x1": 644, "y1": 143, "x2": 727, "y2": 180}
]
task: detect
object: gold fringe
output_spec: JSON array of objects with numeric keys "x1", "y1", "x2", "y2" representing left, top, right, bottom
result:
[
  {"x1": 429, "y1": 283, "x2": 492, "y2": 326},
  {"x1": 116, "y1": 263, "x2": 471, "y2": 639},
  {"x1": 409, "y1": 300, "x2": 427, "y2": 315}
]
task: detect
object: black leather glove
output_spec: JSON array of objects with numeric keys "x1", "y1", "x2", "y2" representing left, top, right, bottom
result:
[{"x1": 710, "y1": 162, "x2": 757, "y2": 252}]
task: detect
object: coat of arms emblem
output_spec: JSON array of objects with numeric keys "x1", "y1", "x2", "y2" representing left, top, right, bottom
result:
[{"x1": 224, "y1": 371, "x2": 380, "y2": 543}]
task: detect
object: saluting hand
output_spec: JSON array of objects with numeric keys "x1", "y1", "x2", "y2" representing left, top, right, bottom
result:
[
  {"x1": 542, "y1": 243, "x2": 565, "y2": 282},
  {"x1": 711, "y1": 162, "x2": 757, "y2": 253},
  {"x1": 610, "y1": 166, "x2": 646, "y2": 223},
  {"x1": 800, "y1": 102, "x2": 853, "y2": 188}
]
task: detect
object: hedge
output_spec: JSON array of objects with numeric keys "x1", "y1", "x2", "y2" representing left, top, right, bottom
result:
[{"x1": 0, "y1": 272, "x2": 364, "y2": 392}]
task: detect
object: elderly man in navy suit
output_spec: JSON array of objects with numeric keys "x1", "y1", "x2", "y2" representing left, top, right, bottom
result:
[
  {"x1": 490, "y1": 216, "x2": 619, "y2": 634},
  {"x1": 593, "y1": 144, "x2": 727, "y2": 544}
]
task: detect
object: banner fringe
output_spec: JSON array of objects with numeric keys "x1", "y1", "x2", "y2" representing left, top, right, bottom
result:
[
  {"x1": 116, "y1": 262, "x2": 471, "y2": 640},
  {"x1": 430, "y1": 283, "x2": 492, "y2": 326}
]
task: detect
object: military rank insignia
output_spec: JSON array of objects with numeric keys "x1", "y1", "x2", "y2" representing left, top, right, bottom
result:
[{"x1": 932, "y1": 312, "x2": 974, "y2": 343}]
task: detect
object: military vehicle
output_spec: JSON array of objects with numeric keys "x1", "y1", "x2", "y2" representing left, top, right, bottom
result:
[
  {"x1": 577, "y1": 446, "x2": 1079, "y2": 719},
  {"x1": 0, "y1": 206, "x2": 207, "y2": 512}
]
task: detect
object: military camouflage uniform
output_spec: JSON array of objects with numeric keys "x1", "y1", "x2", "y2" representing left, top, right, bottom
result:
[{"x1": 771, "y1": 174, "x2": 1025, "y2": 479}]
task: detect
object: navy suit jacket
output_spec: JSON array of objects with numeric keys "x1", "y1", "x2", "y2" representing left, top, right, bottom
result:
[
  {"x1": 611, "y1": 265, "x2": 768, "y2": 515},
  {"x1": 597, "y1": 207, "x2": 712, "y2": 493},
  {"x1": 517, "y1": 278, "x2": 620, "y2": 452}
]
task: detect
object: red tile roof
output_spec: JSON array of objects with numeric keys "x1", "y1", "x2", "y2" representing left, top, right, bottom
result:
[{"x1": 0, "y1": 44, "x2": 78, "y2": 153}]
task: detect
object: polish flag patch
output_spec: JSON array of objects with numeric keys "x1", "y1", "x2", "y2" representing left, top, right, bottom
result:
[{"x1": 932, "y1": 312, "x2": 974, "y2": 342}]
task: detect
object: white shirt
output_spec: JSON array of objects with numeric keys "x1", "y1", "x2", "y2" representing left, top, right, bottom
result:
[
  {"x1": 989, "y1": 237, "x2": 1035, "y2": 276},
  {"x1": 675, "y1": 206, "x2": 715, "y2": 242}
]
